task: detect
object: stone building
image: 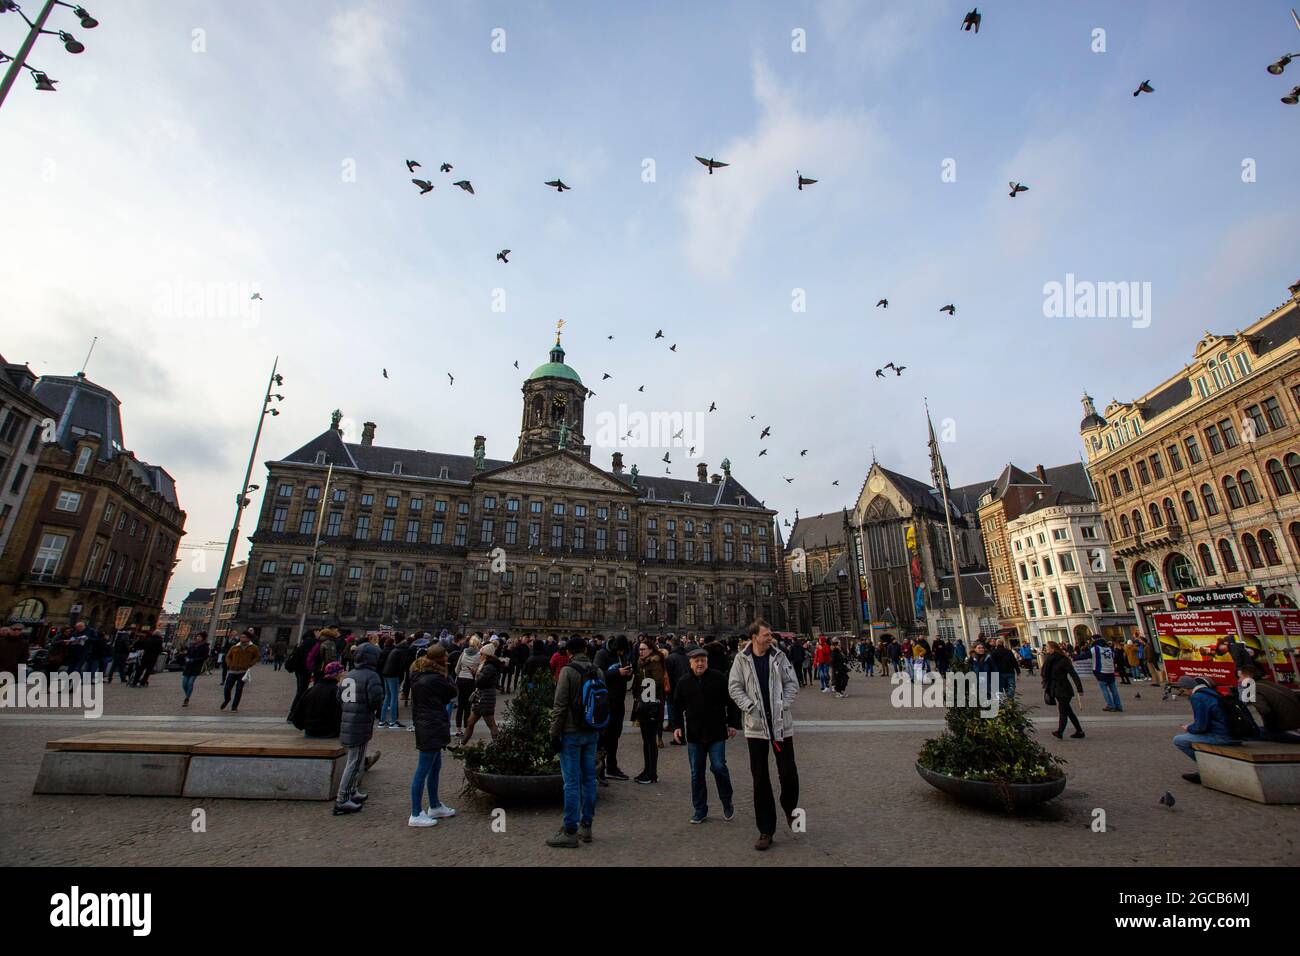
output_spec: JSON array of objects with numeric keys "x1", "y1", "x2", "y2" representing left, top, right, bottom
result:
[
  {"x1": 784, "y1": 509, "x2": 854, "y2": 635},
  {"x1": 175, "y1": 586, "x2": 215, "y2": 643},
  {"x1": 0, "y1": 353, "x2": 56, "y2": 559},
  {"x1": 236, "y1": 334, "x2": 780, "y2": 642},
  {"x1": 0, "y1": 371, "x2": 185, "y2": 632},
  {"x1": 1081, "y1": 281, "x2": 1300, "y2": 639}
]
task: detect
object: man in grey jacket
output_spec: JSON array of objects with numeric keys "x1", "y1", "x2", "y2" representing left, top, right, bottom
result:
[
  {"x1": 335, "y1": 641, "x2": 384, "y2": 815},
  {"x1": 728, "y1": 620, "x2": 801, "y2": 851}
]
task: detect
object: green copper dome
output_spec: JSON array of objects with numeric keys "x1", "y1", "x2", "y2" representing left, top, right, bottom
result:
[{"x1": 528, "y1": 341, "x2": 583, "y2": 385}]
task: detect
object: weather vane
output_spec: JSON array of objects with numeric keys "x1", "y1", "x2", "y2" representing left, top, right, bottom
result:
[{"x1": 555, "y1": 317, "x2": 565, "y2": 345}]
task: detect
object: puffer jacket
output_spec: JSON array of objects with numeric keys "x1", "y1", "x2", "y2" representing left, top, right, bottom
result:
[
  {"x1": 456, "y1": 647, "x2": 481, "y2": 681},
  {"x1": 293, "y1": 678, "x2": 342, "y2": 738},
  {"x1": 728, "y1": 644, "x2": 799, "y2": 741},
  {"x1": 473, "y1": 658, "x2": 500, "y2": 713},
  {"x1": 410, "y1": 669, "x2": 458, "y2": 751},
  {"x1": 338, "y1": 642, "x2": 384, "y2": 746}
]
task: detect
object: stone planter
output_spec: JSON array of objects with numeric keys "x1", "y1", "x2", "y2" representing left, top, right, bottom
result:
[
  {"x1": 915, "y1": 761, "x2": 1066, "y2": 810},
  {"x1": 464, "y1": 770, "x2": 564, "y2": 802}
]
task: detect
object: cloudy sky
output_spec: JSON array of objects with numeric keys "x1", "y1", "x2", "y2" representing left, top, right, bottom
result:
[{"x1": 2, "y1": 0, "x2": 1297, "y2": 611}]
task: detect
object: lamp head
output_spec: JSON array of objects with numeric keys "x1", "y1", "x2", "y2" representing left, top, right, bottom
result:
[
  {"x1": 73, "y1": 6, "x2": 98, "y2": 28},
  {"x1": 33, "y1": 71, "x2": 57, "y2": 91},
  {"x1": 59, "y1": 31, "x2": 84, "y2": 53},
  {"x1": 1268, "y1": 54, "x2": 1292, "y2": 74},
  {"x1": 1284, "y1": 86, "x2": 1300, "y2": 105}
]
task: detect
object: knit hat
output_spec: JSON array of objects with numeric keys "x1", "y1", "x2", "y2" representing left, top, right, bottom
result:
[
  {"x1": 480, "y1": 642, "x2": 497, "y2": 658},
  {"x1": 324, "y1": 661, "x2": 344, "y2": 678}
]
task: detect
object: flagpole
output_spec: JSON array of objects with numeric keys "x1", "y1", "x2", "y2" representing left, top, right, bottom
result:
[
  {"x1": 927, "y1": 401, "x2": 971, "y2": 647},
  {"x1": 295, "y1": 463, "x2": 334, "y2": 646}
]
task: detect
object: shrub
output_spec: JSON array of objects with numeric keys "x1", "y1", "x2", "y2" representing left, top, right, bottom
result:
[
  {"x1": 453, "y1": 673, "x2": 562, "y2": 778},
  {"x1": 918, "y1": 694, "x2": 1065, "y2": 785}
]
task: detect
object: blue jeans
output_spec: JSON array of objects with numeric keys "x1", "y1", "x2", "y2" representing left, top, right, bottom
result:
[
  {"x1": 1002, "y1": 674, "x2": 1016, "y2": 700},
  {"x1": 687, "y1": 739, "x2": 734, "y2": 819},
  {"x1": 381, "y1": 676, "x2": 401, "y2": 723},
  {"x1": 181, "y1": 674, "x2": 198, "y2": 699},
  {"x1": 560, "y1": 731, "x2": 599, "y2": 832},
  {"x1": 1173, "y1": 732, "x2": 1237, "y2": 762},
  {"x1": 817, "y1": 664, "x2": 829, "y2": 690},
  {"x1": 1097, "y1": 677, "x2": 1122, "y2": 710},
  {"x1": 410, "y1": 748, "x2": 443, "y2": 815}
]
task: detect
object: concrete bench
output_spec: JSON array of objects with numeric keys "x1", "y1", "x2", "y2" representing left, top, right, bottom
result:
[
  {"x1": 34, "y1": 731, "x2": 347, "y2": 801},
  {"x1": 1192, "y1": 741, "x2": 1300, "y2": 804}
]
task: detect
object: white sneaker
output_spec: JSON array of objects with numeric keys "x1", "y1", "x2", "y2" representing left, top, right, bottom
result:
[
  {"x1": 407, "y1": 813, "x2": 437, "y2": 828},
  {"x1": 406, "y1": 724, "x2": 416, "y2": 732},
  {"x1": 426, "y1": 804, "x2": 457, "y2": 819}
]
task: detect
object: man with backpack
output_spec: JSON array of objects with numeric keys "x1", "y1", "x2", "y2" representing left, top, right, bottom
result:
[
  {"x1": 1172, "y1": 675, "x2": 1249, "y2": 785},
  {"x1": 1090, "y1": 634, "x2": 1123, "y2": 712},
  {"x1": 547, "y1": 636, "x2": 609, "y2": 848}
]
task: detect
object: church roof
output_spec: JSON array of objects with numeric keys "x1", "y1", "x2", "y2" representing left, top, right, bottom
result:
[{"x1": 787, "y1": 511, "x2": 847, "y2": 552}]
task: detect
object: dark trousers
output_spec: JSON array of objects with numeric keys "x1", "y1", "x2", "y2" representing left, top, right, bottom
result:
[
  {"x1": 223, "y1": 671, "x2": 246, "y2": 708},
  {"x1": 1056, "y1": 697, "x2": 1083, "y2": 735},
  {"x1": 105, "y1": 655, "x2": 128, "y2": 683},
  {"x1": 746, "y1": 736, "x2": 799, "y2": 837},
  {"x1": 639, "y1": 717, "x2": 659, "y2": 780},
  {"x1": 455, "y1": 678, "x2": 475, "y2": 729},
  {"x1": 288, "y1": 670, "x2": 311, "y2": 721},
  {"x1": 601, "y1": 702, "x2": 625, "y2": 773},
  {"x1": 132, "y1": 655, "x2": 158, "y2": 686}
]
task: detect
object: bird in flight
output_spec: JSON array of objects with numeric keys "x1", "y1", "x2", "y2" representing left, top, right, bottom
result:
[
  {"x1": 758, "y1": 449, "x2": 768, "y2": 457},
  {"x1": 1133, "y1": 80, "x2": 1154, "y2": 97},
  {"x1": 784, "y1": 477, "x2": 794, "y2": 483},
  {"x1": 695, "y1": 156, "x2": 729, "y2": 174},
  {"x1": 453, "y1": 180, "x2": 474, "y2": 194},
  {"x1": 607, "y1": 335, "x2": 614, "y2": 340},
  {"x1": 513, "y1": 360, "x2": 519, "y2": 369},
  {"x1": 939, "y1": 304, "x2": 956, "y2": 315},
  {"x1": 406, "y1": 159, "x2": 421, "y2": 172},
  {"x1": 893, "y1": 365, "x2": 907, "y2": 376},
  {"x1": 440, "y1": 163, "x2": 452, "y2": 172},
  {"x1": 602, "y1": 372, "x2": 612, "y2": 380},
  {"x1": 784, "y1": 519, "x2": 791, "y2": 527},
  {"x1": 800, "y1": 449, "x2": 808, "y2": 457},
  {"x1": 637, "y1": 385, "x2": 645, "y2": 392},
  {"x1": 250, "y1": 292, "x2": 263, "y2": 301},
  {"x1": 1009, "y1": 182, "x2": 1029, "y2": 198},
  {"x1": 497, "y1": 250, "x2": 510, "y2": 263},
  {"x1": 961, "y1": 7, "x2": 980, "y2": 32},
  {"x1": 654, "y1": 330, "x2": 664, "y2": 339},
  {"x1": 689, "y1": 445, "x2": 696, "y2": 456},
  {"x1": 412, "y1": 179, "x2": 434, "y2": 195},
  {"x1": 832, "y1": 480, "x2": 840, "y2": 486},
  {"x1": 875, "y1": 368, "x2": 886, "y2": 378},
  {"x1": 662, "y1": 453, "x2": 671, "y2": 464},
  {"x1": 876, "y1": 298, "x2": 888, "y2": 309},
  {"x1": 673, "y1": 428, "x2": 684, "y2": 440},
  {"x1": 708, "y1": 402, "x2": 716, "y2": 412},
  {"x1": 760, "y1": 426, "x2": 771, "y2": 439},
  {"x1": 545, "y1": 179, "x2": 571, "y2": 191},
  {"x1": 797, "y1": 171, "x2": 818, "y2": 190},
  {"x1": 382, "y1": 368, "x2": 389, "y2": 379},
  {"x1": 749, "y1": 415, "x2": 756, "y2": 420},
  {"x1": 447, "y1": 372, "x2": 455, "y2": 386},
  {"x1": 669, "y1": 344, "x2": 677, "y2": 352}
]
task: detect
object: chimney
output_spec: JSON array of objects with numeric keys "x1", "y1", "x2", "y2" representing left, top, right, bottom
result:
[
  {"x1": 361, "y1": 422, "x2": 376, "y2": 447},
  {"x1": 611, "y1": 451, "x2": 624, "y2": 474},
  {"x1": 697, "y1": 462, "x2": 708, "y2": 482},
  {"x1": 710, "y1": 473, "x2": 722, "y2": 484},
  {"x1": 1035, "y1": 463, "x2": 1046, "y2": 484}
]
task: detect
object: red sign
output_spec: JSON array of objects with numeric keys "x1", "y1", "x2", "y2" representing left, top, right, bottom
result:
[{"x1": 1153, "y1": 610, "x2": 1236, "y2": 636}]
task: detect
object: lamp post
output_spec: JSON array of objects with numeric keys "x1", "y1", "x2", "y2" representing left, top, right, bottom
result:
[
  {"x1": 294, "y1": 463, "x2": 333, "y2": 646},
  {"x1": 203, "y1": 358, "x2": 284, "y2": 645},
  {"x1": 0, "y1": 1, "x2": 98, "y2": 110}
]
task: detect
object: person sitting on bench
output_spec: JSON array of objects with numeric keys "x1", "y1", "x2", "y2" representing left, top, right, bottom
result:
[{"x1": 1237, "y1": 663, "x2": 1300, "y2": 744}]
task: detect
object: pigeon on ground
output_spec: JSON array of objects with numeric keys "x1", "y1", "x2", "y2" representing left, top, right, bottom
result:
[
  {"x1": 440, "y1": 163, "x2": 452, "y2": 172},
  {"x1": 453, "y1": 180, "x2": 474, "y2": 194},
  {"x1": 876, "y1": 298, "x2": 888, "y2": 308},
  {"x1": 962, "y1": 7, "x2": 980, "y2": 32},
  {"x1": 406, "y1": 160, "x2": 421, "y2": 172},
  {"x1": 695, "y1": 156, "x2": 729, "y2": 174},
  {"x1": 497, "y1": 250, "x2": 510, "y2": 263},
  {"x1": 1009, "y1": 182, "x2": 1028, "y2": 197},
  {"x1": 939, "y1": 304, "x2": 956, "y2": 315},
  {"x1": 412, "y1": 179, "x2": 434, "y2": 194},
  {"x1": 1133, "y1": 80, "x2": 1154, "y2": 96},
  {"x1": 1159, "y1": 791, "x2": 1176, "y2": 809},
  {"x1": 545, "y1": 179, "x2": 571, "y2": 191}
]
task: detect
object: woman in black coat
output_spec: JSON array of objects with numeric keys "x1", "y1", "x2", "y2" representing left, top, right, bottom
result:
[
  {"x1": 1041, "y1": 640, "x2": 1085, "y2": 739},
  {"x1": 408, "y1": 645, "x2": 459, "y2": 827}
]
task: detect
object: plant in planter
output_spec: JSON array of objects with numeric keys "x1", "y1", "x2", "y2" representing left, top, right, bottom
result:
[
  {"x1": 917, "y1": 694, "x2": 1066, "y2": 810},
  {"x1": 452, "y1": 673, "x2": 562, "y2": 797}
]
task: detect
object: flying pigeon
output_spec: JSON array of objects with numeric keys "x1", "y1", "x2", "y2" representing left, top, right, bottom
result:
[
  {"x1": 586, "y1": 389, "x2": 596, "y2": 398},
  {"x1": 749, "y1": 415, "x2": 756, "y2": 420},
  {"x1": 673, "y1": 428, "x2": 684, "y2": 440},
  {"x1": 1133, "y1": 80, "x2": 1154, "y2": 96},
  {"x1": 406, "y1": 160, "x2": 421, "y2": 172},
  {"x1": 662, "y1": 453, "x2": 671, "y2": 464},
  {"x1": 412, "y1": 179, "x2": 434, "y2": 194},
  {"x1": 607, "y1": 335, "x2": 614, "y2": 340},
  {"x1": 875, "y1": 368, "x2": 886, "y2": 378},
  {"x1": 453, "y1": 180, "x2": 474, "y2": 194},
  {"x1": 800, "y1": 449, "x2": 808, "y2": 457},
  {"x1": 545, "y1": 179, "x2": 571, "y2": 191},
  {"x1": 637, "y1": 385, "x2": 645, "y2": 392},
  {"x1": 250, "y1": 292, "x2": 263, "y2": 301},
  {"x1": 961, "y1": 7, "x2": 980, "y2": 32},
  {"x1": 784, "y1": 477, "x2": 794, "y2": 483},
  {"x1": 669, "y1": 344, "x2": 677, "y2": 352},
  {"x1": 708, "y1": 402, "x2": 716, "y2": 412},
  {"x1": 1158, "y1": 791, "x2": 1176, "y2": 809},
  {"x1": 695, "y1": 156, "x2": 729, "y2": 174},
  {"x1": 447, "y1": 372, "x2": 454, "y2": 386},
  {"x1": 758, "y1": 449, "x2": 768, "y2": 457},
  {"x1": 382, "y1": 368, "x2": 388, "y2": 379},
  {"x1": 440, "y1": 163, "x2": 452, "y2": 172},
  {"x1": 797, "y1": 171, "x2": 818, "y2": 190},
  {"x1": 884, "y1": 362, "x2": 897, "y2": 370},
  {"x1": 894, "y1": 365, "x2": 907, "y2": 375},
  {"x1": 689, "y1": 446, "x2": 696, "y2": 456},
  {"x1": 876, "y1": 298, "x2": 888, "y2": 308},
  {"x1": 654, "y1": 330, "x2": 664, "y2": 339},
  {"x1": 939, "y1": 304, "x2": 956, "y2": 315},
  {"x1": 832, "y1": 480, "x2": 840, "y2": 486},
  {"x1": 497, "y1": 250, "x2": 510, "y2": 263},
  {"x1": 513, "y1": 361, "x2": 519, "y2": 369},
  {"x1": 784, "y1": 519, "x2": 791, "y2": 527},
  {"x1": 1009, "y1": 182, "x2": 1029, "y2": 197},
  {"x1": 602, "y1": 373, "x2": 612, "y2": 380},
  {"x1": 760, "y1": 426, "x2": 771, "y2": 439}
]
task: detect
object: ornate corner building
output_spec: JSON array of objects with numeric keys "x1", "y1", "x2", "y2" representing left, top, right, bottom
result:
[
  {"x1": 236, "y1": 334, "x2": 780, "y2": 641},
  {"x1": 1081, "y1": 282, "x2": 1300, "y2": 639}
]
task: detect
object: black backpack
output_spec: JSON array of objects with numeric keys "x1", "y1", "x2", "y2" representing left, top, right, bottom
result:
[
  {"x1": 284, "y1": 641, "x2": 309, "y2": 675},
  {"x1": 1218, "y1": 687, "x2": 1260, "y2": 740}
]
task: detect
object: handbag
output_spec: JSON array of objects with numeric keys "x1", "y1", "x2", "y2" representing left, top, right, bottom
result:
[{"x1": 1044, "y1": 689, "x2": 1055, "y2": 706}]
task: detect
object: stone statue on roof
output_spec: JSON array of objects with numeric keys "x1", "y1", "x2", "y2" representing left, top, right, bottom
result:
[
  {"x1": 330, "y1": 409, "x2": 343, "y2": 430},
  {"x1": 629, "y1": 463, "x2": 639, "y2": 487},
  {"x1": 721, "y1": 457, "x2": 731, "y2": 478},
  {"x1": 558, "y1": 421, "x2": 570, "y2": 450}
]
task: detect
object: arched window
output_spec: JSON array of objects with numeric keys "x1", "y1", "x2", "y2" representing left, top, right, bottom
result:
[
  {"x1": 1120, "y1": 514, "x2": 1132, "y2": 536},
  {"x1": 1238, "y1": 470, "x2": 1260, "y2": 505},
  {"x1": 1291, "y1": 522, "x2": 1300, "y2": 561},
  {"x1": 1197, "y1": 542, "x2": 1216, "y2": 576},
  {"x1": 1133, "y1": 509, "x2": 1145, "y2": 533},
  {"x1": 1288, "y1": 453, "x2": 1300, "y2": 492},
  {"x1": 9, "y1": 597, "x2": 46, "y2": 622},
  {"x1": 1164, "y1": 553, "x2": 1198, "y2": 590},
  {"x1": 1132, "y1": 560, "x2": 1162, "y2": 595},
  {"x1": 1223, "y1": 475, "x2": 1244, "y2": 510},
  {"x1": 1163, "y1": 498, "x2": 1178, "y2": 528},
  {"x1": 1218, "y1": 539, "x2": 1240, "y2": 573},
  {"x1": 1201, "y1": 483, "x2": 1219, "y2": 516},
  {"x1": 1182, "y1": 490, "x2": 1200, "y2": 522},
  {"x1": 1241, "y1": 533, "x2": 1264, "y2": 569},
  {"x1": 1260, "y1": 530, "x2": 1282, "y2": 567},
  {"x1": 1149, "y1": 503, "x2": 1163, "y2": 528},
  {"x1": 1103, "y1": 519, "x2": 1113, "y2": 540},
  {"x1": 1267, "y1": 458, "x2": 1291, "y2": 496}
]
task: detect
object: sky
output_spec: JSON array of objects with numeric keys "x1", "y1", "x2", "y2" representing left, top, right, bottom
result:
[{"x1": 2, "y1": 0, "x2": 1298, "y2": 612}]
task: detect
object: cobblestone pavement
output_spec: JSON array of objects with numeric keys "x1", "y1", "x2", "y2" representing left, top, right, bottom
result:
[{"x1": 1, "y1": 668, "x2": 1296, "y2": 866}]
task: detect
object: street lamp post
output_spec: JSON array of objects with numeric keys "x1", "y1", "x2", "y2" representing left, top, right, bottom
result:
[
  {"x1": 294, "y1": 463, "x2": 333, "y2": 647},
  {"x1": 203, "y1": 358, "x2": 283, "y2": 646},
  {"x1": 0, "y1": 1, "x2": 98, "y2": 109}
]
